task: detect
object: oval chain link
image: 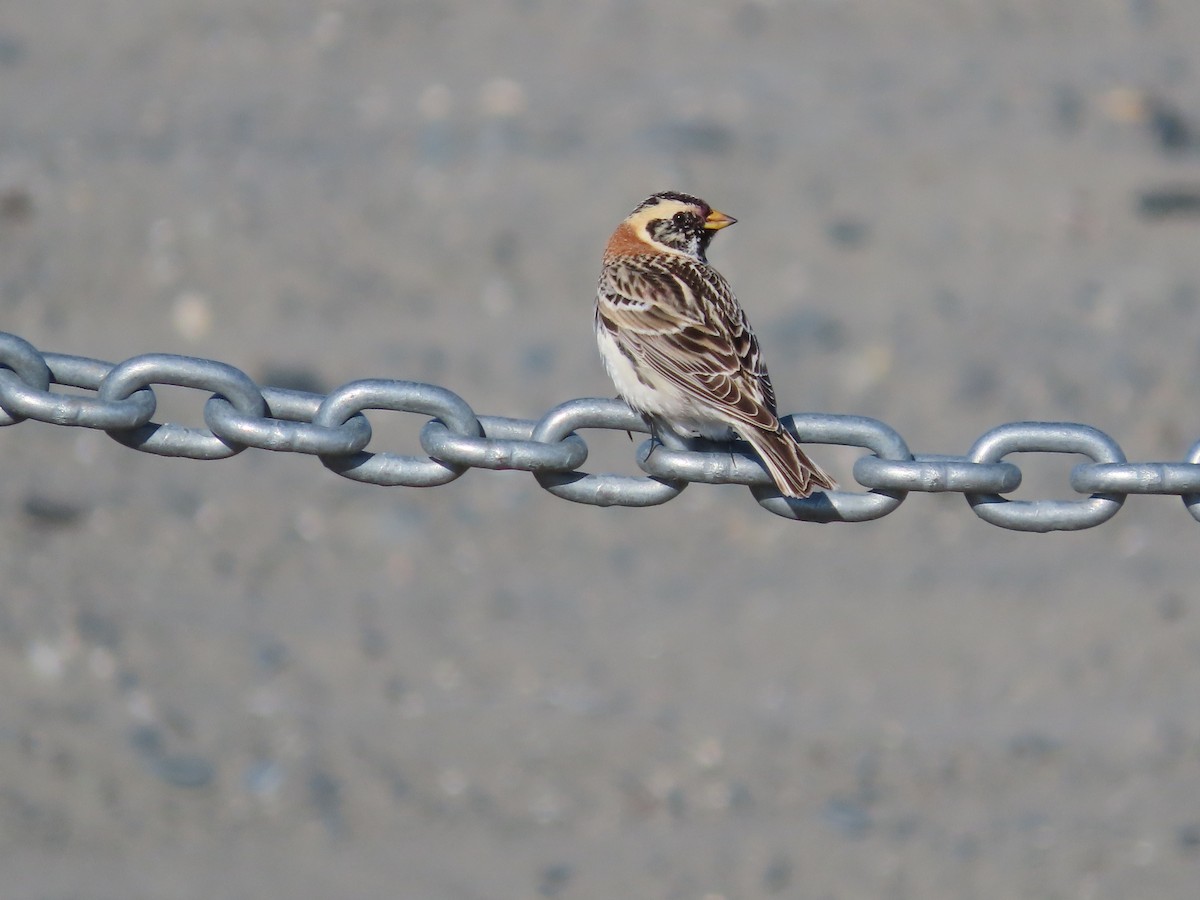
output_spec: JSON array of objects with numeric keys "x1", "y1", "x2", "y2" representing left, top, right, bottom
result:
[
  {"x1": 99, "y1": 355, "x2": 268, "y2": 459},
  {"x1": 532, "y1": 399, "x2": 686, "y2": 506},
  {"x1": 206, "y1": 388, "x2": 372, "y2": 457},
  {"x1": 752, "y1": 414, "x2": 909, "y2": 522},
  {"x1": 965, "y1": 422, "x2": 1126, "y2": 532},
  {"x1": 421, "y1": 415, "x2": 588, "y2": 473},
  {"x1": 312, "y1": 379, "x2": 482, "y2": 486},
  {"x1": 855, "y1": 453, "x2": 1021, "y2": 494},
  {"x1": 0, "y1": 332, "x2": 53, "y2": 426},
  {"x1": 0, "y1": 352, "x2": 156, "y2": 430},
  {"x1": 1183, "y1": 438, "x2": 1200, "y2": 524}
]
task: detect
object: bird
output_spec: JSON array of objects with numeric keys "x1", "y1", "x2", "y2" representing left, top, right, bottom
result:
[{"x1": 595, "y1": 191, "x2": 837, "y2": 499}]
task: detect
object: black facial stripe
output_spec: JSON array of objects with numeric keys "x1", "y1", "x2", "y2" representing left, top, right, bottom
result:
[{"x1": 650, "y1": 217, "x2": 700, "y2": 237}]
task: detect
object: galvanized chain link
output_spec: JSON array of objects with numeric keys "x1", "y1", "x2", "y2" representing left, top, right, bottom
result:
[{"x1": 3, "y1": 330, "x2": 1200, "y2": 531}]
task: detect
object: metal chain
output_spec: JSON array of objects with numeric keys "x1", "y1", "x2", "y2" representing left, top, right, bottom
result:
[{"x1": 3, "y1": 330, "x2": 1199, "y2": 531}]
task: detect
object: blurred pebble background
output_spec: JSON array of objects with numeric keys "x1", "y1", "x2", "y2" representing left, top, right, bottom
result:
[{"x1": 3, "y1": 2, "x2": 1200, "y2": 898}]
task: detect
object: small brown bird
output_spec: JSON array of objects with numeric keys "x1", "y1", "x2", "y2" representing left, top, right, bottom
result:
[{"x1": 595, "y1": 191, "x2": 836, "y2": 498}]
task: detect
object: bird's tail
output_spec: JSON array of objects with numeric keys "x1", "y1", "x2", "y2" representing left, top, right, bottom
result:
[{"x1": 743, "y1": 427, "x2": 837, "y2": 499}]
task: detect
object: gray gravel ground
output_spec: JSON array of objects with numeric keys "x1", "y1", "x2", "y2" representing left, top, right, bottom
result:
[{"x1": 3, "y1": 2, "x2": 1200, "y2": 898}]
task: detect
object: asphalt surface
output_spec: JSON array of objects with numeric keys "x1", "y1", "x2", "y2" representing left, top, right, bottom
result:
[{"x1": 3, "y1": 2, "x2": 1200, "y2": 898}]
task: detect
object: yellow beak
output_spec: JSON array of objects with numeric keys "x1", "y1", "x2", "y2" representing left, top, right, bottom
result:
[{"x1": 704, "y1": 208, "x2": 737, "y2": 230}]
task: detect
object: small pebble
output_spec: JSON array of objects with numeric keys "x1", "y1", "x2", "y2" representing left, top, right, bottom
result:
[
  {"x1": 153, "y1": 754, "x2": 216, "y2": 789},
  {"x1": 643, "y1": 119, "x2": 735, "y2": 156},
  {"x1": 537, "y1": 863, "x2": 573, "y2": 897},
  {"x1": 253, "y1": 638, "x2": 289, "y2": 674},
  {"x1": 1177, "y1": 822, "x2": 1200, "y2": 855},
  {"x1": 75, "y1": 608, "x2": 121, "y2": 648},
  {"x1": 821, "y1": 795, "x2": 872, "y2": 838},
  {"x1": 0, "y1": 33, "x2": 27, "y2": 66},
  {"x1": 418, "y1": 83, "x2": 454, "y2": 120},
  {"x1": 826, "y1": 217, "x2": 870, "y2": 248},
  {"x1": 0, "y1": 187, "x2": 33, "y2": 222},
  {"x1": 22, "y1": 493, "x2": 89, "y2": 527},
  {"x1": 244, "y1": 759, "x2": 285, "y2": 799},
  {"x1": 311, "y1": 10, "x2": 343, "y2": 48},
  {"x1": 770, "y1": 310, "x2": 846, "y2": 349},
  {"x1": 478, "y1": 78, "x2": 526, "y2": 118},
  {"x1": 521, "y1": 344, "x2": 556, "y2": 376},
  {"x1": 258, "y1": 365, "x2": 326, "y2": 395},
  {"x1": 1137, "y1": 187, "x2": 1200, "y2": 220},
  {"x1": 762, "y1": 852, "x2": 792, "y2": 893},
  {"x1": 1158, "y1": 593, "x2": 1186, "y2": 622},
  {"x1": 1008, "y1": 732, "x2": 1061, "y2": 759},
  {"x1": 129, "y1": 725, "x2": 165, "y2": 760},
  {"x1": 84, "y1": 647, "x2": 115, "y2": 681},
  {"x1": 308, "y1": 769, "x2": 344, "y2": 831},
  {"x1": 1148, "y1": 104, "x2": 1192, "y2": 153},
  {"x1": 172, "y1": 291, "x2": 213, "y2": 341},
  {"x1": 27, "y1": 640, "x2": 67, "y2": 681},
  {"x1": 438, "y1": 767, "x2": 468, "y2": 797},
  {"x1": 692, "y1": 737, "x2": 724, "y2": 769}
]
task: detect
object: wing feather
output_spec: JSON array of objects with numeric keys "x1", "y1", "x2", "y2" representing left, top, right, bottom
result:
[{"x1": 598, "y1": 256, "x2": 781, "y2": 433}]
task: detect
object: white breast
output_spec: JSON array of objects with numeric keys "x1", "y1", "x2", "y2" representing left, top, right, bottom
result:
[{"x1": 594, "y1": 321, "x2": 735, "y2": 442}]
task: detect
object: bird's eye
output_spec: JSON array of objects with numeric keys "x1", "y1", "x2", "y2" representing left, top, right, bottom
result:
[{"x1": 672, "y1": 212, "x2": 690, "y2": 226}]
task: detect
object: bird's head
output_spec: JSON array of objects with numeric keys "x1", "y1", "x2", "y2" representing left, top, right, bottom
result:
[{"x1": 621, "y1": 191, "x2": 736, "y2": 262}]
